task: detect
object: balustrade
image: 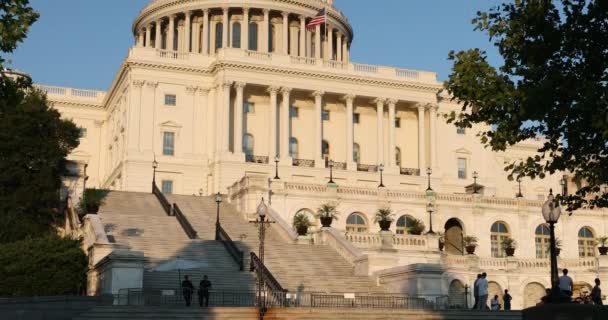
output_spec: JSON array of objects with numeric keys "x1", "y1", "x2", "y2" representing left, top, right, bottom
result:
[
  {"x1": 35, "y1": 85, "x2": 104, "y2": 100},
  {"x1": 323, "y1": 60, "x2": 345, "y2": 69},
  {"x1": 357, "y1": 164, "x2": 378, "y2": 172},
  {"x1": 246, "y1": 155, "x2": 269, "y2": 164},
  {"x1": 292, "y1": 159, "x2": 315, "y2": 168},
  {"x1": 399, "y1": 168, "x2": 420, "y2": 176},
  {"x1": 156, "y1": 49, "x2": 189, "y2": 60},
  {"x1": 290, "y1": 56, "x2": 316, "y2": 65},
  {"x1": 245, "y1": 50, "x2": 272, "y2": 60},
  {"x1": 353, "y1": 63, "x2": 379, "y2": 73}
]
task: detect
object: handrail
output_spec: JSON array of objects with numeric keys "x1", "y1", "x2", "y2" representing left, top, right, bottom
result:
[
  {"x1": 152, "y1": 183, "x2": 172, "y2": 216},
  {"x1": 172, "y1": 204, "x2": 198, "y2": 240},
  {"x1": 267, "y1": 206, "x2": 298, "y2": 242},
  {"x1": 217, "y1": 224, "x2": 244, "y2": 271},
  {"x1": 249, "y1": 252, "x2": 286, "y2": 293}
]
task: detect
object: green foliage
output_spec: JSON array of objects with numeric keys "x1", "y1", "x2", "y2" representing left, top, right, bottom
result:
[
  {"x1": 374, "y1": 207, "x2": 395, "y2": 223},
  {"x1": 598, "y1": 236, "x2": 608, "y2": 247},
  {"x1": 502, "y1": 236, "x2": 517, "y2": 249},
  {"x1": 463, "y1": 236, "x2": 478, "y2": 247},
  {"x1": 0, "y1": 235, "x2": 87, "y2": 296},
  {"x1": 445, "y1": 0, "x2": 608, "y2": 211},
  {"x1": 0, "y1": 0, "x2": 38, "y2": 67},
  {"x1": 407, "y1": 218, "x2": 425, "y2": 235},
  {"x1": 315, "y1": 202, "x2": 339, "y2": 220},
  {"x1": 292, "y1": 212, "x2": 312, "y2": 229},
  {"x1": 78, "y1": 188, "x2": 108, "y2": 215}
]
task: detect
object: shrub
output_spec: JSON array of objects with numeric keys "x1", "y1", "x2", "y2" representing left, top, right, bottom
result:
[
  {"x1": 0, "y1": 235, "x2": 87, "y2": 296},
  {"x1": 407, "y1": 218, "x2": 426, "y2": 235}
]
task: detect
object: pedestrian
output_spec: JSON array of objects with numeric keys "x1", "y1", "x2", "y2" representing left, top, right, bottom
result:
[
  {"x1": 477, "y1": 272, "x2": 489, "y2": 311},
  {"x1": 503, "y1": 289, "x2": 512, "y2": 310},
  {"x1": 199, "y1": 275, "x2": 212, "y2": 307},
  {"x1": 591, "y1": 278, "x2": 603, "y2": 306},
  {"x1": 182, "y1": 275, "x2": 194, "y2": 307},
  {"x1": 558, "y1": 269, "x2": 573, "y2": 298},
  {"x1": 491, "y1": 294, "x2": 501, "y2": 311},
  {"x1": 472, "y1": 274, "x2": 481, "y2": 310}
]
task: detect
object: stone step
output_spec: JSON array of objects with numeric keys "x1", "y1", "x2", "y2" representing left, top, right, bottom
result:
[
  {"x1": 73, "y1": 306, "x2": 258, "y2": 320},
  {"x1": 266, "y1": 309, "x2": 523, "y2": 320}
]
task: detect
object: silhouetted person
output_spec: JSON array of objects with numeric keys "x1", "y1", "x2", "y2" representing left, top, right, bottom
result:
[
  {"x1": 182, "y1": 275, "x2": 194, "y2": 307},
  {"x1": 491, "y1": 294, "x2": 501, "y2": 311},
  {"x1": 199, "y1": 275, "x2": 212, "y2": 307},
  {"x1": 503, "y1": 289, "x2": 512, "y2": 310},
  {"x1": 559, "y1": 269, "x2": 573, "y2": 298},
  {"x1": 477, "y1": 273, "x2": 488, "y2": 311},
  {"x1": 472, "y1": 274, "x2": 481, "y2": 310},
  {"x1": 592, "y1": 278, "x2": 603, "y2": 306}
]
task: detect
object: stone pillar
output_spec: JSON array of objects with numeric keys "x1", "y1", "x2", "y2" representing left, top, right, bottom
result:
[
  {"x1": 299, "y1": 16, "x2": 306, "y2": 57},
  {"x1": 327, "y1": 27, "x2": 333, "y2": 60},
  {"x1": 127, "y1": 80, "x2": 144, "y2": 151},
  {"x1": 282, "y1": 12, "x2": 289, "y2": 55},
  {"x1": 314, "y1": 24, "x2": 321, "y2": 59},
  {"x1": 280, "y1": 88, "x2": 292, "y2": 163},
  {"x1": 344, "y1": 94, "x2": 356, "y2": 170},
  {"x1": 184, "y1": 11, "x2": 191, "y2": 52},
  {"x1": 268, "y1": 86, "x2": 280, "y2": 159},
  {"x1": 168, "y1": 14, "x2": 175, "y2": 51},
  {"x1": 430, "y1": 104, "x2": 438, "y2": 169},
  {"x1": 336, "y1": 32, "x2": 342, "y2": 62},
  {"x1": 145, "y1": 25, "x2": 152, "y2": 48},
  {"x1": 177, "y1": 20, "x2": 185, "y2": 52},
  {"x1": 202, "y1": 10, "x2": 209, "y2": 54},
  {"x1": 192, "y1": 17, "x2": 200, "y2": 53},
  {"x1": 343, "y1": 37, "x2": 349, "y2": 64},
  {"x1": 234, "y1": 82, "x2": 245, "y2": 156},
  {"x1": 242, "y1": 8, "x2": 249, "y2": 50},
  {"x1": 155, "y1": 20, "x2": 162, "y2": 49},
  {"x1": 375, "y1": 98, "x2": 385, "y2": 166},
  {"x1": 417, "y1": 104, "x2": 427, "y2": 172},
  {"x1": 197, "y1": 87, "x2": 209, "y2": 157},
  {"x1": 313, "y1": 91, "x2": 325, "y2": 168},
  {"x1": 220, "y1": 82, "x2": 232, "y2": 153},
  {"x1": 262, "y1": 9, "x2": 270, "y2": 53},
  {"x1": 222, "y1": 8, "x2": 229, "y2": 49},
  {"x1": 388, "y1": 99, "x2": 397, "y2": 169},
  {"x1": 136, "y1": 30, "x2": 144, "y2": 47}
]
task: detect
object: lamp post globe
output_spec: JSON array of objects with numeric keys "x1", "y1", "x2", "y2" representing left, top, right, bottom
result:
[
  {"x1": 542, "y1": 190, "x2": 562, "y2": 302},
  {"x1": 152, "y1": 159, "x2": 158, "y2": 185},
  {"x1": 378, "y1": 163, "x2": 385, "y2": 188}
]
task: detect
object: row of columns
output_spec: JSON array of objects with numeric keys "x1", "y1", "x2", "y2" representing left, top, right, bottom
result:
[
  {"x1": 136, "y1": 7, "x2": 350, "y2": 62},
  {"x1": 217, "y1": 82, "x2": 438, "y2": 172}
]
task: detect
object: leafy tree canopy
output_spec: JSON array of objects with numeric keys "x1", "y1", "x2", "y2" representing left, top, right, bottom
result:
[
  {"x1": 0, "y1": 0, "x2": 38, "y2": 66},
  {"x1": 445, "y1": 0, "x2": 608, "y2": 211}
]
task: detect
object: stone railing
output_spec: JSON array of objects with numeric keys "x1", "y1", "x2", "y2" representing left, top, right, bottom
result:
[
  {"x1": 332, "y1": 162, "x2": 347, "y2": 170},
  {"x1": 337, "y1": 186, "x2": 379, "y2": 197},
  {"x1": 319, "y1": 228, "x2": 367, "y2": 269},
  {"x1": 357, "y1": 164, "x2": 378, "y2": 172},
  {"x1": 347, "y1": 232, "x2": 430, "y2": 251},
  {"x1": 443, "y1": 255, "x2": 600, "y2": 272},
  {"x1": 292, "y1": 158, "x2": 315, "y2": 168},
  {"x1": 244, "y1": 50, "x2": 272, "y2": 60},
  {"x1": 34, "y1": 85, "x2": 106, "y2": 103},
  {"x1": 400, "y1": 167, "x2": 420, "y2": 176},
  {"x1": 156, "y1": 49, "x2": 189, "y2": 60},
  {"x1": 245, "y1": 155, "x2": 269, "y2": 164},
  {"x1": 290, "y1": 56, "x2": 316, "y2": 65},
  {"x1": 284, "y1": 182, "x2": 327, "y2": 193},
  {"x1": 323, "y1": 60, "x2": 345, "y2": 69}
]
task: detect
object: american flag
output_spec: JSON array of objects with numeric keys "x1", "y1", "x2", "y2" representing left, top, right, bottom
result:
[{"x1": 306, "y1": 9, "x2": 326, "y2": 30}]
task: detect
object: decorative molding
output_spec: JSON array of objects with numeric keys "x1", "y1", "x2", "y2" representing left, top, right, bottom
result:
[
  {"x1": 386, "y1": 99, "x2": 398, "y2": 106},
  {"x1": 197, "y1": 86, "x2": 210, "y2": 95},
  {"x1": 311, "y1": 90, "x2": 324, "y2": 98},
  {"x1": 267, "y1": 86, "x2": 281, "y2": 94},
  {"x1": 185, "y1": 85, "x2": 198, "y2": 95},
  {"x1": 280, "y1": 87, "x2": 292, "y2": 95},
  {"x1": 342, "y1": 94, "x2": 356, "y2": 102},
  {"x1": 372, "y1": 98, "x2": 387, "y2": 105},
  {"x1": 234, "y1": 82, "x2": 246, "y2": 90},
  {"x1": 132, "y1": 80, "x2": 146, "y2": 88},
  {"x1": 146, "y1": 81, "x2": 159, "y2": 89}
]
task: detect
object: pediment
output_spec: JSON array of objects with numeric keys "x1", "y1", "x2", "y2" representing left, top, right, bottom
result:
[
  {"x1": 454, "y1": 147, "x2": 471, "y2": 155},
  {"x1": 159, "y1": 121, "x2": 182, "y2": 128}
]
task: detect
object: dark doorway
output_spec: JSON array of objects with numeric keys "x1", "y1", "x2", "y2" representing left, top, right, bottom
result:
[{"x1": 444, "y1": 218, "x2": 464, "y2": 255}]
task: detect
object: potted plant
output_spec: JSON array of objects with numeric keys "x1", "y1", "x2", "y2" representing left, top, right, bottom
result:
[
  {"x1": 502, "y1": 237, "x2": 517, "y2": 257},
  {"x1": 316, "y1": 203, "x2": 339, "y2": 228},
  {"x1": 407, "y1": 218, "x2": 426, "y2": 235},
  {"x1": 437, "y1": 232, "x2": 445, "y2": 251},
  {"x1": 374, "y1": 207, "x2": 395, "y2": 231},
  {"x1": 463, "y1": 236, "x2": 478, "y2": 255},
  {"x1": 79, "y1": 188, "x2": 106, "y2": 214},
  {"x1": 293, "y1": 212, "x2": 312, "y2": 236},
  {"x1": 598, "y1": 237, "x2": 608, "y2": 256}
]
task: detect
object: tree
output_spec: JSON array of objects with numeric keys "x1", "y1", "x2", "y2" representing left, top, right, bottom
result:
[
  {"x1": 0, "y1": 0, "x2": 39, "y2": 66},
  {"x1": 445, "y1": 0, "x2": 608, "y2": 211}
]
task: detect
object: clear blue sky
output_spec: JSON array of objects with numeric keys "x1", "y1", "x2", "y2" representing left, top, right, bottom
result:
[{"x1": 9, "y1": 0, "x2": 503, "y2": 91}]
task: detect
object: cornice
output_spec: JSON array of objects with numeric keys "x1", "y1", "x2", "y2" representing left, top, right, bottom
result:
[{"x1": 48, "y1": 99, "x2": 105, "y2": 110}]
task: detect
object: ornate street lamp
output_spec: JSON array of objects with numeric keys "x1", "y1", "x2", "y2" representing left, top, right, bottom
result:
[
  {"x1": 214, "y1": 192, "x2": 222, "y2": 240},
  {"x1": 253, "y1": 199, "x2": 273, "y2": 315},
  {"x1": 516, "y1": 177, "x2": 523, "y2": 198},
  {"x1": 426, "y1": 167, "x2": 433, "y2": 191},
  {"x1": 560, "y1": 177, "x2": 567, "y2": 196},
  {"x1": 542, "y1": 189, "x2": 562, "y2": 302},
  {"x1": 152, "y1": 157, "x2": 158, "y2": 191},
  {"x1": 378, "y1": 163, "x2": 385, "y2": 188},
  {"x1": 472, "y1": 171, "x2": 479, "y2": 194},
  {"x1": 426, "y1": 202, "x2": 435, "y2": 235},
  {"x1": 273, "y1": 156, "x2": 280, "y2": 180},
  {"x1": 328, "y1": 159, "x2": 335, "y2": 184}
]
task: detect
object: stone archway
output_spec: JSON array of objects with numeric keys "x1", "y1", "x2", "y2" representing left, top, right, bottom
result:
[
  {"x1": 523, "y1": 282, "x2": 546, "y2": 308},
  {"x1": 488, "y1": 281, "x2": 503, "y2": 307},
  {"x1": 444, "y1": 218, "x2": 464, "y2": 255},
  {"x1": 448, "y1": 279, "x2": 466, "y2": 309}
]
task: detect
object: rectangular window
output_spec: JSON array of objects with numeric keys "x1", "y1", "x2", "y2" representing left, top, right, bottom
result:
[
  {"x1": 161, "y1": 180, "x2": 173, "y2": 194},
  {"x1": 290, "y1": 106, "x2": 299, "y2": 118},
  {"x1": 163, "y1": 132, "x2": 175, "y2": 156},
  {"x1": 457, "y1": 127, "x2": 466, "y2": 135},
  {"x1": 457, "y1": 158, "x2": 467, "y2": 179},
  {"x1": 322, "y1": 110, "x2": 330, "y2": 121},
  {"x1": 244, "y1": 102, "x2": 255, "y2": 113},
  {"x1": 79, "y1": 128, "x2": 88, "y2": 138},
  {"x1": 353, "y1": 113, "x2": 360, "y2": 124},
  {"x1": 395, "y1": 118, "x2": 401, "y2": 128},
  {"x1": 164, "y1": 94, "x2": 177, "y2": 106}
]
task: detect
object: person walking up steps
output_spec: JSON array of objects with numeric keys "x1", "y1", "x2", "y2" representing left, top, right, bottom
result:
[
  {"x1": 199, "y1": 275, "x2": 212, "y2": 307},
  {"x1": 182, "y1": 275, "x2": 194, "y2": 307}
]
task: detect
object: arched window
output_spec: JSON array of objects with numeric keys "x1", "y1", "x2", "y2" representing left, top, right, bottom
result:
[
  {"x1": 289, "y1": 137, "x2": 298, "y2": 159},
  {"x1": 215, "y1": 23, "x2": 223, "y2": 51},
  {"x1": 249, "y1": 22, "x2": 258, "y2": 51},
  {"x1": 490, "y1": 222, "x2": 510, "y2": 258},
  {"x1": 322, "y1": 140, "x2": 330, "y2": 160},
  {"x1": 346, "y1": 213, "x2": 367, "y2": 233},
  {"x1": 578, "y1": 227, "x2": 596, "y2": 257},
  {"x1": 396, "y1": 147, "x2": 402, "y2": 167},
  {"x1": 396, "y1": 215, "x2": 416, "y2": 235},
  {"x1": 232, "y1": 22, "x2": 241, "y2": 48},
  {"x1": 243, "y1": 133, "x2": 254, "y2": 156},
  {"x1": 535, "y1": 224, "x2": 551, "y2": 259},
  {"x1": 353, "y1": 143, "x2": 360, "y2": 164}
]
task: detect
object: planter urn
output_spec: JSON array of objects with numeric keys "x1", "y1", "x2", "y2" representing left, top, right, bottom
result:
[
  {"x1": 320, "y1": 216, "x2": 333, "y2": 228},
  {"x1": 439, "y1": 241, "x2": 445, "y2": 251},
  {"x1": 296, "y1": 225, "x2": 309, "y2": 236},
  {"x1": 599, "y1": 246, "x2": 608, "y2": 256},
  {"x1": 378, "y1": 220, "x2": 392, "y2": 231},
  {"x1": 505, "y1": 247, "x2": 516, "y2": 257},
  {"x1": 465, "y1": 245, "x2": 476, "y2": 255}
]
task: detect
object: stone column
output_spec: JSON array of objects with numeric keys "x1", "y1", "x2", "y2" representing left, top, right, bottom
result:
[
  {"x1": 184, "y1": 11, "x2": 191, "y2": 52},
  {"x1": 168, "y1": 14, "x2": 176, "y2": 51},
  {"x1": 314, "y1": 24, "x2": 321, "y2": 59},
  {"x1": 336, "y1": 32, "x2": 342, "y2": 62},
  {"x1": 136, "y1": 30, "x2": 144, "y2": 47},
  {"x1": 177, "y1": 20, "x2": 185, "y2": 52},
  {"x1": 388, "y1": 99, "x2": 397, "y2": 169},
  {"x1": 155, "y1": 20, "x2": 162, "y2": 49},
  {"x1": 282, "y1": 12, "x2": 289, "y2": 55},
  {"x1": 268, "y1": 86, "x2": 280, "y2": 159},
  {"x1": 192, "y1": 17, "x2": 200, "y2": 53},
  {"x1": 242, "y1": 8, "x2": 249, "y2": 50},
  {"x1": 299, "y1": 16, "x2": 306, "y2": 57},
  {"x1": 262, "y1": 9, "x2": 270, "y2": 53},
  {"x1": 343, "y1": 37, "x2": 349, "y2": 64},
  {"x1": 375, "y1": 99, "x2": 385, "y2": 165},
  {"x1": 197, "y1": 87, "x2": 210, "y2": 157},
  {"x1": 145, "y1": 25, "x2": 152, "y2": 48},
  {"x1": 344, "y1": 94, "x2": 356, "y2": 170},
  {"x1": 280, "y1": 88, "x2": 292, "y2": 163},
  {"x1": 220, "y1": 82, "x2": 232, "y2": 153},
  {"x1": 222, "y1": 8, "x2": 229, "y2": 49},
  {"x1": 417, "y1": 104, "x2": 427, "y2": 172},
  {"x1": 327, "y1": 26, "x2": 333, "y2": 60},
  {"x1": 202, "y1": 10, "x2": 209, "y2": 54},
  {"x1": 313, "y1": 91, "x2": 324, "y2": 167},
  {"x1": 430, "y1": 104, "x2": 438, "y2": 169},
  {"x1": 234, "y1": 82, "x2": 245, "y2": 155}
]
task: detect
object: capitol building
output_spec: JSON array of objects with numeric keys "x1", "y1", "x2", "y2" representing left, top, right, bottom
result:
[{"x1": 43, "y1": 0, "x2": 607, "y2": 311}]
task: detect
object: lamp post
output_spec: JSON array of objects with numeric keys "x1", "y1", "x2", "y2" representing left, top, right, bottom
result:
[
  {"x1": 542, "y1": 189, "x2": 562, "y2": 303},
  {"x1": 516, "y1": 177, "x2": 523, "y2": 198},
  {"x1": 152, "y1": 157, "x2": 158, "y2": 191},
  {"x1": 328, "y1": 159, "x2": 335, "y2": 184},
  {"x1": 426, "y1": 202, "x2": 435, "y2": 235},
  {"x1": 378, "y1": 163, "x2": 385, "y2": 188},
  {"x1": 273, "y1": 156, "x2": 280, "y2": 180},
  {"x1": 254, "y1": 199, "x2": 272, "y2": 316},
  {"x1": 560, "y1": 177, "x2": 567, "y2": 196},
  {"x1": 472, "y1": 171, "x2": 479, "y2": 194},
  {"x1": 214, "y1": 192, "x2": 222, "y2": 240},
  {"x1": 426, "y1": 167, "x2": 433, "y2": 191}
]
